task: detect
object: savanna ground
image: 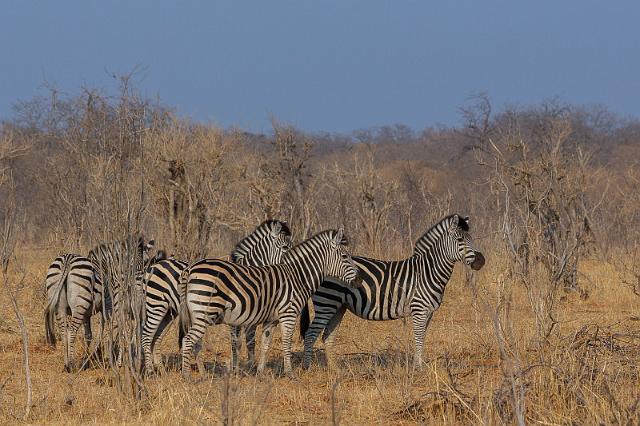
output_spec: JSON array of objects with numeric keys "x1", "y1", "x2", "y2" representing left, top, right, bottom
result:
[{"x1": 1, "y1": 245, "x2": 638, "y2": 425}]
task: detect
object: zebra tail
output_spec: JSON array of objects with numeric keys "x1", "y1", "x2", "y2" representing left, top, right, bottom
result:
[
  {"x1": 44, "y1": 260, "x2": 71, "y2": 346},
  {"x1": 299, "y1": 299, "x2": 311, "y2": 340},
  {"x1": 177, "y1": 267, "x2": 191, "y2": 346}
]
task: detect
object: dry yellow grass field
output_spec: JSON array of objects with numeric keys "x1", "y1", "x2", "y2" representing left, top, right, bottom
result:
[{"x1": 1, "y1": 246, "x2": 639, "y2": 425}]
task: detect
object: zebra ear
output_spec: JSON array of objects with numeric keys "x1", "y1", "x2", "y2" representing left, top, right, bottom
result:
[
  {"x1": 271, "y1": 222, "x2": 282, "y2": 237},
  {"x1": 156, "y1": 249, "x2": 167, "y2": 261},
  {"x1": 146, "y1": 239, "x2": 155, "y2": 250},
  {"x1": 333, "y1": 227, "x2": 345, "y2": 245}
]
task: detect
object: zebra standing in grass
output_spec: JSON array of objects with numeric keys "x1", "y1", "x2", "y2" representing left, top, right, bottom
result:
[
  {"x1": 179, "y1": 228, "x2": 360, "y2": 378},
  {"x1": 88, "y1": 235, "x2": 155, "y2": 361},
  {"x1": 301, "y1": 214, "x2": 485, "y2": 369},
  {"x1": 142, "y1": 257, "x2": 188, "y2": 372},
  {"x1": 141, "y1": 220, "x2": 292, "y2": 373},
  {"x1": 44, "y1": 253, "x2": 105, "y2": 372}
]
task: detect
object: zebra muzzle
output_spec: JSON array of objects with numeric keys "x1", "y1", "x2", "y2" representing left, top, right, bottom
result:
[{"x1": 470, "y1": 251, "x2": 485, "y2": 270}]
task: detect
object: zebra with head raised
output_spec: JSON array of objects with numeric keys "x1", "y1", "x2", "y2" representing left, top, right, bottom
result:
[
  {"x1": 301, "y1": 214, "x2": 485, "y2": 369},
  {"x1": 179, "y1": 228, "x2": 360, "y2": 378},
  {"x1": 44, "y1": 253, "x2": 105, "y2": 372},
  {"x1": 87, "y1": 235, "x2": 155, "y2": 361},
  {"x1": 141, "y1": 220, "x2": 292, "y2": 374}
]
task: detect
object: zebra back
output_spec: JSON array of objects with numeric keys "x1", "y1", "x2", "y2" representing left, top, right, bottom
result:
[{"x1": 178, "y1": 219, "x2": 293, "y2": 335}]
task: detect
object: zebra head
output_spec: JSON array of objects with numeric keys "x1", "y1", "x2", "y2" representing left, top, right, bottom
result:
[
  {"x1": 446, "y1": 215, "x2": 485, "y2": 270},
  {"x1": 144, "y1": 248, "x2": 166, "y2": 270},
  {"x1": 231, "y1": 220, "x2": 292, "y2": 267},
  {"x1": 134, "y1": 236, "x2": 156, "y2": 285},
  {"x1": 324, "y1": 228, "x2": 361, "y2": 285},
  {"x1": 138, "y1": 236, "x2": 156, "y2": 267}
]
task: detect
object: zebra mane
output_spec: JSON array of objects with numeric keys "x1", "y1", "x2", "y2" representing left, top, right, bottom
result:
[
  {"x1": 89, "y1": 234, "x2": 138, "y2": 252},
  {"x1": 282, "y1": 229, "x2": 348, "y2": 261},
  {"x1": 230, "y1": 220, "x2": 291, "y2": 263},
  {"x1": 413, "y1": 214, "x2": 468, "y2": 256},
  {"x1": 88, "y1": 234, "x2": 153, "y2": 266}
]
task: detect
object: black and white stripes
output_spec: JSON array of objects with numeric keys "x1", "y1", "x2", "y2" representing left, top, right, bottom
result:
[
  {"x1": 140, "y1": 220, "x2": 292, "y2": 373},
  {"x1": 179, "y1": 228, "x2": 359, "y2": 377},
  {"x1": 87, "y1": 235, "x2": 155, "y2": 322},
  {"x1": 44, "y1": 253, "x2": 105, "y2": 372},
  {"x1": 141, "y1": 257, "x2": 189, "y2": 372},
  {"x1": 45, "y1": 215, "x2": 485, "y2": 376},
  {"x1": 87, "y1": 235, "x2": 155, "y2": 365},
  {"x1": 301, "y1": 214, "x2": 485, "y2": 369}
]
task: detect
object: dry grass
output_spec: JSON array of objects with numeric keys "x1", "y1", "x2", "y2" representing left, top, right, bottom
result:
[{"x1": 1, "y1": 247, "x2": 639, "y2": 425}]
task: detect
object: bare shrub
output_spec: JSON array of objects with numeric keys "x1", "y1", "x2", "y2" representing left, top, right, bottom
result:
[
  {"x1": 465, "y1": 96, "x2": 603, "y2": 344},
  {"x1": 143, "y1": 117, "x2": 233, "y2": 260}
]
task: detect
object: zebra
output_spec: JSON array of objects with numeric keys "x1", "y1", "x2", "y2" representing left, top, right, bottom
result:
[
  {"x1": 179, "y1": 228, "x2": 360, "y2": 378},
  {"x1": 141, "y1": 220, "x2": 292, "y2": 373},
  {"x1": 300, "y1": 214, "x2": 485, "y2": 370},
  {"x1": 44, "y1": 253, "x2": 105, "y2": 372},
  {"x1": 141, "y1": 258, "x2": 188, "y2": 373},
  {"x1": 87, "y1": 235, "x2": 155, "y2": 361}
]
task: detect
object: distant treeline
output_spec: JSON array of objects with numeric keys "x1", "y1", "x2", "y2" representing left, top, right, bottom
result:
[{"x1": 0, "y1": 84, "x2": 638, "y2": 275}]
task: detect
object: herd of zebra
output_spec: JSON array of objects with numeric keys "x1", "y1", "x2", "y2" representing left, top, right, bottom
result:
[{"x1": 43, "y1": 214, "x2": 485, "y2": 379}]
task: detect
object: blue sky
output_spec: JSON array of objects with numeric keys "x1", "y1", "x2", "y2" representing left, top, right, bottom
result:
[{"x1": 1, "y1": 1, "x2": 638, "y2": 133}]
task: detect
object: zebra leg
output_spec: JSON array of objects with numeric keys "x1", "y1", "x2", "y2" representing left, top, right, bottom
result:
[
  {"x1": 80, "y1": 319, "x2": 93, "y2": 370},
  {"x1": 55, "y1": 312, "x2": 65, "y2": 347},
  {"x1": 150, "y1": 314, "x2": 173, "y2": 372},
  {"x1": 92, "y1": 312, "x2": 105, "y2": 363},
  {"x1": 321, "y1": 305, "x2": 347, "y2": 370},
  {"x1": 83, "y1": 320, "x2": 93, "y2": 349},
  {"x1": 279, "y1": 314, "x2": 297, "y2": 376},
  {"x1": 411, "y1": 310, "x2": 434, "y2": 369},
  {"x1": 256, "y1": 322, "x2": 276, "y2": 375},
  {"x1": 104, "y1": 310, "x2": 121, "y2": 368},
  {"x1": 142, "y1": 304, "x2": 169, "y2": 374},
  {"x1": 302, "y1": 311, "x2": 330, "y2": 369},
  {"x1": 302, "y1": 304, "x2": 345, "y2": 369},
  {"x1": 65, "y1": 315, "x2": 84, "y2": 372},
  {"x1": 181, "y1": 318, "x2": 207, "y2": 379},
  {"x1": 244, "y1": 325, "x2": 257, "y2": 367},
  {"x1": 230, "y1": 326, "x2": 241, "y2": 371},
  {"x1": 61, "y1": 314, "x2": 71, "y2": 372}
]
